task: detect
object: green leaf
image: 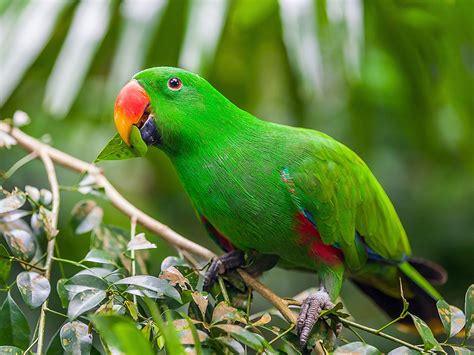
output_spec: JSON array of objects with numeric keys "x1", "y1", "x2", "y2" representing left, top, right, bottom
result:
[
  {"x1": 214, "y1": 336, "x2": 245, "y2": 354},
  {"x1": 410, "y1": 314, "x2": 443, "y2": 351},
  {"x1": 0, "y1": 245, "x2": 12, "y2": 285},
  {"x1": 465, "y1": 284, "x2": 473, "y2": 339},
  {"x1": 436, "y1": 299, "x2": 466, "y2": 337},
  {"x1": 124, "y1": 300, "x2": 139, "y2": 321},
  {"x1": 0, "y1": 190, "x2": 26, "y2": 214},
  {"x1": 3, "y1": 229, "x2": 36, "y2": 262},
  {"x1": 57, "y1": 278, "x2": 70, "y2": 308},
  {"x1": 67, "y1": 289, "x2": 107, "y2": 320},
  {"x1": 0, "y1": 293, "x2": 31, "y2": 349},
  {"x1": 334, "y1": 342, "x2": 381, "y2": 354},
  {"x1": 83, "y1": 249, "x2": 116, "y2": 265},
  {"x1": 388, "y1": 346, "x2": 421, "y2": 354},
  {"x1": 0, "y1": 346, "x2": 24, "y2": 355},
  {"x1": 95, "y1": 133, "x2": 140, "y2": 162},
  {"x1": 215, "y1": 324, "x2": 271, "y2": 351},
  {"x1": 70, "y1": 200, "x2": 103, "y2": 235},
  {"x1": 16, "y1": 271, "x2": 51, "y2": 308},
  {"x1": 64, "y1": 272, "x2": 109, "y2": 298},
  {"x1": 90, "y1": 314, "x2": 153, "y2": 355},
  {"x1": 448, "y1": 345, "x2": 471, "y2": 355},
  {"x1": 60, "y1": 321, "x2": 92, "y2": 354},
  {"x1": 144, "y1": 300, "x2": 184, "y2": 355},
  {"x1": 114, "y1": 275, "x2": 181, "y2": 303}
]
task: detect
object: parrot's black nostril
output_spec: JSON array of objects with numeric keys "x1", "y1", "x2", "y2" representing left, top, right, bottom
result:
[{"x1": 139, "y1": 115, "x2": 161, "y2": 146}]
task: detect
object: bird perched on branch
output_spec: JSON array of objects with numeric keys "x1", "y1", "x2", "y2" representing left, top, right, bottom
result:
[{"x1": 113, "y1": 67, "x2": 447, "y2": 348}]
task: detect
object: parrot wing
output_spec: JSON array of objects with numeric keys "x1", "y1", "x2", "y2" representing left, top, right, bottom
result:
[{"x1": 289, "y1": 130, "x2": 411, "y2": 271}]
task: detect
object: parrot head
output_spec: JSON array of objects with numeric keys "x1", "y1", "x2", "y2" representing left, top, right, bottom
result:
[{"x1": 114, "y1": 66, "x2": 237, "y2": 155}]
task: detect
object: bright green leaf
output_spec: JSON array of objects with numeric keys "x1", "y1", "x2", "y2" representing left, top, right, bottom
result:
[
  {"x1": 60, "y1": 321, "x2": 92, "y2": 354},
  {"x1": 0, "y1": 293, "x2": 31, "y2": 349},
  {"x1": 129, "y1": 125, "x2": 148, "y2": 157},
  {"x1": 334, "y1": 342, "x2": 381, "y2": 354},
  {"x1": 90, "y1": 314, "x2": 153, "y2": 355},
  {"x1": 57, "y1": 278, "x2": 69, "y2": 308},
  {"x1": 95, "y1": 134, "x2": 141, "y2": 162},
  {"x1": 16, "y1": 271, "x2": 51, "y2": 308},
  {"x1": 0, "y1": 245, "x2": 12, "y2": 285},
  {"x1": 410, "y1": 314, "x2": 443, "y2": 351}
]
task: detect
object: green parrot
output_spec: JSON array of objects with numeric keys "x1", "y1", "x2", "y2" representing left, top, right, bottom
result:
[{"x1": 113, "y1": 67, "x2": 446, "y2": 347}]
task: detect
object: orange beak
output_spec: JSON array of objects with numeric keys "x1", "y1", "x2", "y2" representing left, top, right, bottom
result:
[{"x1": 114, "y1": 80, "x2": 150, "y2": 145}]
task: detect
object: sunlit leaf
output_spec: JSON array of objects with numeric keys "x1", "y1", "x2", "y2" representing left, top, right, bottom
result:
[
  {"x1": 0, "y1": 293, "x2": 31, "y2": 349},
  {"x1": 83, "y1": 249, "x2": 116, "y2": 265},
  {"x1": 124, "y1": 300, "x2": 139, "y2": 321},
  {"x1": 178, "y1": 328, "x2": 208, "y2": 345},
  {"x1": 114, "y1": 275, "x2": 181, "y2": 303},
  {"x1": 436, "y1": 299, "x2": 466, "y2": 337},
  {"x1": 0, "y1": 346, "x2": 23, "y2": 355},
  {"x1": 0, "y1": 190, "x2": 26, "y2": 214},
  {"x1": 160, "y1": 256, "x2": 188, "y2": 271},
  {"x1": 95, "y1": 133, "x2": 141, "y2": 162},
  {"x1": 0, "y1": 245, "x2": 12, "y2": 285},
  {"x1": 16, "y1": 271, "x2": 51, "y2": 308},
  {"x1": 68, "y1": 289, "x2": 107, "y2": 320},
  {"x1": 465, "y1": 284, "x2": 474, "y2": 339},
  {"x1": 410, "y1": 314, "x2": 443, "y2": 351},
  {"x1": 3, "y1": 229, "x2": 36, "y2": 262},
  {"x1": 127, "y1": 233, "x2": 156, "y2": 251},
  {"x1": 71, "y1": 200, "x2": 103, "y2": 235},
  {"x1": 60, "y1": 321, "x2": 92, "y2": 354},
  {"x1": 90, "y1": 314, "x2": 154, "y2": 355},
  {"x1": 334, "y1": 342, "x2": 381, "y2": 354}
]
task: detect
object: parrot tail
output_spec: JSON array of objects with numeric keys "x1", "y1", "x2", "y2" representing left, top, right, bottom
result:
[{"x1": 353, "y1": 257, "x2": 447, "y2": 333}]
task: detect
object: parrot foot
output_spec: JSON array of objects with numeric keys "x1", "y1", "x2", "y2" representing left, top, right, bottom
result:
[
  {"x1": 203, "y1": 250, "x2": 244, "y2": 291},
  {"x1": 297, "y1": 288, "x2": 339, "y2": 349}
]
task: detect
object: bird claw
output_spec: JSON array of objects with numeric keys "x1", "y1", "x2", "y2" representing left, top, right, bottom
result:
[
  {"x1": 297, "y1": 288, "x2": 338, "y2": 349},
  {"x1": 203, "y1": 250, "x2": 244, "y2": 291}
]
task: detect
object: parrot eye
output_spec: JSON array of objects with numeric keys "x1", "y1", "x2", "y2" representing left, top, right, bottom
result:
[{"x1": 168, "y1": 77, "x2": 182, "y2": 91}]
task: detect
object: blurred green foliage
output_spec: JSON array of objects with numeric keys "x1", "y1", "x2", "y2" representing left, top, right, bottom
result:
[{"x1": 1, "y1": 0, "x2": 473, "y2": 351}]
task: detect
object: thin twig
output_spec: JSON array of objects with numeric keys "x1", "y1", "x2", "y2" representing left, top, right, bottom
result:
[
  {"x1": 0, "y1": 255, "x2": 46, "y2": 272},
  {"x1": 36, "y1": 149, "x2": 60, "y2": 355},
  {"x1": 1, "y1": 151, "x2": 37, "y2": 180}
]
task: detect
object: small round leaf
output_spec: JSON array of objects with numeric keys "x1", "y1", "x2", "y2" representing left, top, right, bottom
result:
[
  {"x1": 16, "y1": 271, "x2": 51, "y2": 308},
  {"x1": 60, "y1": 321, "x2": 92, "y2": 354}
]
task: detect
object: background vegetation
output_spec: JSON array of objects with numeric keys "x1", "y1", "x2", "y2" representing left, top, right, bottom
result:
[{"x1": 1, "y1": 0, "x2": 473, "y2": 353}]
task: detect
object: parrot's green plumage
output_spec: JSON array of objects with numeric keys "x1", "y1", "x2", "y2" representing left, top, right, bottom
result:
[{"x1": 116, "y1": 67, "x2": 446, "y2": 342}]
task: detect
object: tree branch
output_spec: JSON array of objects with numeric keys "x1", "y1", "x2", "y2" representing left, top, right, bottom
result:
[{"x1": 36, "y1": 149, "x2": 60, "y2": 355}]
